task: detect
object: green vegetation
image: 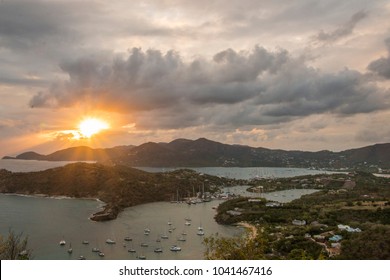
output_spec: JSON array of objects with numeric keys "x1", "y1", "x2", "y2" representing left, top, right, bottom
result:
[
  {"x1": 6, "y1": 138, "x2": 390, "y2": 170},
  {"x1": 0, "y1": 230, "x2": 32, "y2": 260},
  {"x1": 338, "y1": 225, "x2": 390, "y2": 259},
  {"x1": 211, "y1": 172, "x2": 390, "y2": 259},
  {"x1": 203, "y1": 229, "x2": 269, "y2": 260},
  {"x1": 0, "y1": 163, "x2": 240, "y2": 221}
]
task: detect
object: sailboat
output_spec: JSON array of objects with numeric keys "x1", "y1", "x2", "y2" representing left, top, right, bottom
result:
[
  {"x1": 171, "y1": 189, "x2": 181, "y2": 203},
  {"x1": 144, "y1": 227, "x2": 151, "y2": 235},
  {"x1": 92, "y1": 247, "x2": 100, "y2": 253},
  {"x1": 106, "y1": 238, "x2": 116, "y2": 244},
  {"x1": 67, "y1": 243, "x2": 73, "y2": 254},
  {"x1": 154, "y1": 247, "x2": 163, "y2": 253},
  {"x1": 154, "y1": 239, "x2": 163, "y2": 253},
  {"x1": 59, "y1": 238, "x2": 66, "y2": 246},
  {"x1": 197, "y1": 222, "x2": 205, "y2": 236},
  {"x1": 177, "y1": 235, "x2": 186, "y2": 242},
  {"x1": 127, "y1": 240, "x2": 136, "y2": 253},
  {"x1": 170, "y1": 245, "x2": 181, "y2": 252}
]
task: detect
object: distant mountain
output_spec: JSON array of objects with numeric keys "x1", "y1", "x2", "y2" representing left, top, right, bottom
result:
[
  {"x1": 5, "y1": 145, "x2": 134, "y2": 162},
  {"x1": 3, "y1": 138, "x2": 390, "y2": 169}
]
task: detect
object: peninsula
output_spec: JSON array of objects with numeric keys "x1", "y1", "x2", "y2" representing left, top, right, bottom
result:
[{"x1": 0, "y1": 162, "x2": 241, "y2": 221}]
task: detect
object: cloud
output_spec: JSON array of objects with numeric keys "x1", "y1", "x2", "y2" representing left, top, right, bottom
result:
[
  {"x1": 29, "y1": 45, "x2": 390, "y2": 131},
  {"x1": 313, "y1": 10, "x2": 367, "y2": 43},
  {"x1": 1, "y1": 0, "x2": 390, "y2": 156},
  {"x1": 367, "y1": 38, "x2": 390, "y2": 79}
]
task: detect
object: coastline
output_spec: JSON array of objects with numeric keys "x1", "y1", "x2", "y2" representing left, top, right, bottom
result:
[
  {"x1": 1, "y1": 192, "x2": 103, "y2": 203},
  {"x1": 236, "y1": 222, "x2": 258, "y2": 241}
]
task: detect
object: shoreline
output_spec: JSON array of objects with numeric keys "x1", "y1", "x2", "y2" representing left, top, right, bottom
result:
[
  {"x1": 236, "y1": 222, "x2": 258, "y2": 241},
  {"x1": 1, "y1": 192, "x2": 103, "y2": 203}
]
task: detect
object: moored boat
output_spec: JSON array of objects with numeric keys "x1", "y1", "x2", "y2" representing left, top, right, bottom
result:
[{"x1": 170, "y1": 245, "x2": 181, "y2": 252}]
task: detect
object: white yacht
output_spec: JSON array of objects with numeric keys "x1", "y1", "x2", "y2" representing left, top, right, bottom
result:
[{"x1": 170, "y1": 245, "x2": 181, "y2": 252}]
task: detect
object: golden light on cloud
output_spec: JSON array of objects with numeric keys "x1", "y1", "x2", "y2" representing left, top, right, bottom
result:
[{"x1": 77, "y1": 117, "x2": 109, "y2": 138}]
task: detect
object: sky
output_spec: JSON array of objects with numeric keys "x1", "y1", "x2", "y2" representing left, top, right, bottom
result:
[{"x1": 1, "y1": 0, "x2": 390, "y2": 156}]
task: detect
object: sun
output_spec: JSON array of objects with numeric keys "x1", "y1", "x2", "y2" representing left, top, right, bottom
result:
[{"x1": 78, "y1": 117, "x2": 109, "y2": 138}]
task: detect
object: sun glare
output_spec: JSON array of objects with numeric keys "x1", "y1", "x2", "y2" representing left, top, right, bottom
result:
[{"x1": 78, "y1": 118, "x2": 109, "y2": 138}]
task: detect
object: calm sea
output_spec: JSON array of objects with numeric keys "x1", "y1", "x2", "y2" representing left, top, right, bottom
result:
[{"x1": 0, "y1": 159, "x2": 330, "y2": 259}]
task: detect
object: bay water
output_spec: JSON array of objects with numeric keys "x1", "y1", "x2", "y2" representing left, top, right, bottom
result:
[{"x1": 0, "y1": 159, "x2": 330, "y2": 259}]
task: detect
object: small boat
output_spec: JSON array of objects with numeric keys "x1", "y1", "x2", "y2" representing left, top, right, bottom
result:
[
  {"x1": 138, "y1": 255, "x2": 146, "y2": 260},
  {"x1": 67, "y1": 243, "x2": 73, "y2": 254},
  {"x1": 128, "y1": 248, "x2": 136, "y2": 253},
  {"x1": 154, "y1": 248, "x2": 163, "y2": 253},
  {"x1": 178, "y1": 236, "x2": 186, "y2": 242},
  {"x1": 181, "y1": 231, "x2": 187, "y2": 236},
  {"x1": 106, "y1": 239, "x2": 116, "y2": 244},
  {"x1": 185, "y1": 221, "x2": 191, "y2": 226},
  {"x1": 124, "y1": 237, "x2": 132, "y2": 242},
  {"x1": 92, "y1": 247, "x2": 100, "y2": 253},
  {"x1": 82, "y1": 240, "x2": 89, "y2": 245},
  {"x1": 144, "y1": 228, "x2": 151, "y2": 234},
  {"x1": 98, "y1": 252, "x2": 105, "y2": 257},
  {"x1": 140, "y1": 243, "x2": 148, "y2": 247},
  {"x1": 161, "y1": 234, "x2": 169, "y2": 239},
  {"x1": 78, "y1": 256, "x2": 86, "y2": 260},
  {"x1": 197, "y1": 229, "x2": 205, "y2": 236},
  {"x1": 59, "y1": 239, "x2": 66, "y2": 246},
  {"x1": 170, "y1": 245, "x2": 181, "y2": 252}
]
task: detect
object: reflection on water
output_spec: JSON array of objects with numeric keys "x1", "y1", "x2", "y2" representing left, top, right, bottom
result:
[{"x1": 0, "y1": 194, "x2": 242, "y2": 260}]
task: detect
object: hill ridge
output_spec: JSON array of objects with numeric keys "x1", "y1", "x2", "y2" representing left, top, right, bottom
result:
[{"x1": 3, "y1": 138, "x2": 390, "y2": 170}]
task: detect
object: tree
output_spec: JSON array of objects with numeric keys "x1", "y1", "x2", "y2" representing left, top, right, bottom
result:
[
  {"x1": 203, "y1": 227, "x2": 267, "y2": 260},
  {"x1": 0, "y1": 230, "x2": 32, "y2": 260},
  {"x1": 338, "y1": 225, "x2": 390, "y2": 259}
]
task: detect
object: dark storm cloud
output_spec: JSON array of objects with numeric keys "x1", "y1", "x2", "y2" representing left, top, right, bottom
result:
[
  {"x1": 0, "y1": 1, "x2": 87, "y2": 51},
  {"x1": 367, "y1": 38, "x2": 390, "y2": 79},
  {"x1": 29, "y1": 45, "x2": 390, "y2": 129},
  {"x1": 258, "y1": 67, "x2": 389, "y2": 117},
  {"x1": 313, "y1": 10, "x2": 367, "y2": 43}
]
